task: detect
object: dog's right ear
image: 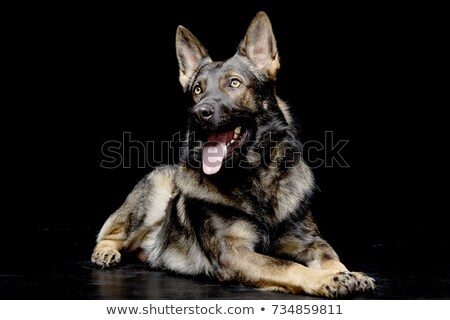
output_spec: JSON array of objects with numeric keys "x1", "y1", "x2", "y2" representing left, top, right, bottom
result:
[
  {"x1": 238, "y1": 11, "x2": 280, "y2": 79},
  {"x1": 176, "y1": 26, "x2": 211, "y2": 91}
]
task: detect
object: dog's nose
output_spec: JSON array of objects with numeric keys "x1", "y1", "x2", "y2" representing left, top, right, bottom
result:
[{"x1": 193, "y1": 104, "x2": 214, "y2": 123}]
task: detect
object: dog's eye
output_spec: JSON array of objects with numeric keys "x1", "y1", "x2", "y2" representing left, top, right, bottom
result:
[
  {"x1": 193, "y1": 85, "x2": 202, "y2": 95},
  {"x1": 230, "y1": 79, "x2": 241, "y2": 88}
]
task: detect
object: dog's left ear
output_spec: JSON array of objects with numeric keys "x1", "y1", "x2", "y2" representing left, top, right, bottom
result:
[
  {"x1": 176, "y1": 26, "x2": 212, "y2": 91},
  {"x1": 238, "y1": 11, "x2": 280, "y2": 79}
]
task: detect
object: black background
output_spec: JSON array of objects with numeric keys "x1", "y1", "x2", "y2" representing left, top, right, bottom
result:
[{"x1": 5, "y1": 2, "x2": 447, "y2": 295}]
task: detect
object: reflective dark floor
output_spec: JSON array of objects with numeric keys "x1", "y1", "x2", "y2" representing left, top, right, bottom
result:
[{"x1": 1, "y1": 229, "x2": 449, "y2": 300}]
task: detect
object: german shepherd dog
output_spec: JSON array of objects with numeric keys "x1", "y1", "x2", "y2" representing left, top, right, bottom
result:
[{"x1": 92, "y1": 12, "x2": 375, "y2": 298}]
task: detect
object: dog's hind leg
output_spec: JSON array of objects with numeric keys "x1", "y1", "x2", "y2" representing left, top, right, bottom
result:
[{"x1": 91, "y1": 166, "x2": 176, "y2": 267}]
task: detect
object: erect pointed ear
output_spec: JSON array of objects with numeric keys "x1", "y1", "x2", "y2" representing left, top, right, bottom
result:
[
  {"x1": 238, "y1": 11, "x2": 280, "y2": 79},
  {"x1": 176, "y1": 26, "x2": 211, "y2": 91}
]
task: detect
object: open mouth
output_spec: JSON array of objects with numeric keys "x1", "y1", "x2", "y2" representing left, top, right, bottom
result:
[{"x1": 202, "y1": 126, "x2": 246, "y2": 175}]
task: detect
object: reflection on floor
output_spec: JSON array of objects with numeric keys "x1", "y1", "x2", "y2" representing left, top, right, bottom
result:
[{"x1": 1, "y1": 230, "x2": 449, "y2": 299}]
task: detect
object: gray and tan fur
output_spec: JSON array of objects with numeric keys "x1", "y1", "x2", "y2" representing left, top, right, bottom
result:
[{"x1": 92, "y1": 11, "x2": 375, "y2": 298}]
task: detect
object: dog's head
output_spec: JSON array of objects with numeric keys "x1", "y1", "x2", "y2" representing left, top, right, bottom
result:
[{"x1": 176, "y1": 12, "x2": 290, "y2": 175}]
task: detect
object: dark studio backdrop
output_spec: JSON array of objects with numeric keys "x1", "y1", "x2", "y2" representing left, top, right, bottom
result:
[{"x1": 4, "y1": 2, "x2": 448, "y2": 298}]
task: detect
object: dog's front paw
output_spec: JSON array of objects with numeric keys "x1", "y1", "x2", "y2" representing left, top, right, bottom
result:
[
  {"x1": 316, "y1": 271, "x2": 375, "y2": 298},
  {"x1": 91, "y1": 246, "x2": 121, "y2": 268}
]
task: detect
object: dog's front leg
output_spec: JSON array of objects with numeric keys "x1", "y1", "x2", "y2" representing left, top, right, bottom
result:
[
  {"x1": 272, "y1": 237, "x2": 375, "y2": 296},
  {"x1": 270, "y1": 212, "x2": 375, "y2": 295},
  {"x1": 215, "y1": 244, "x2": 370, "y2": 298},
  {"x1": 202, "y1": 220, "x2": 365, "y2": 298}
]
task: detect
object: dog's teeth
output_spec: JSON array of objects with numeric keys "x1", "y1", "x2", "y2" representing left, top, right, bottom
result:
[
  {"x1": 229, "y1": 138, "x2": 235, "y2": 145},
  {"x1": 234, "y1": 126, "x2": 241, "y2": 134}
]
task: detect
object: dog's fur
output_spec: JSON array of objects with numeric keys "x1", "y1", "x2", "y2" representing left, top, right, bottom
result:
[{"x1": 91, "y1": 12, "x2": 375, "y2": 298}]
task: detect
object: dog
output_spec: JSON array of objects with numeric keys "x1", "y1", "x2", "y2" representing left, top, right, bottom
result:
[{"x1": 91, "y1": 11, "x2": 375, "y2": 298}]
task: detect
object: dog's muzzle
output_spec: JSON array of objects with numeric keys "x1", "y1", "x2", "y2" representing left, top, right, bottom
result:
[{"x1": 192, "y1": 103, "x2": 214, "y2": 123}]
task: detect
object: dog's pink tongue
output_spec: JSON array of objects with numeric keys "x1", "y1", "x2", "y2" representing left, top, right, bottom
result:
[{"x1": 202, "y1": 132, "x2": 229, "y2": 175}]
